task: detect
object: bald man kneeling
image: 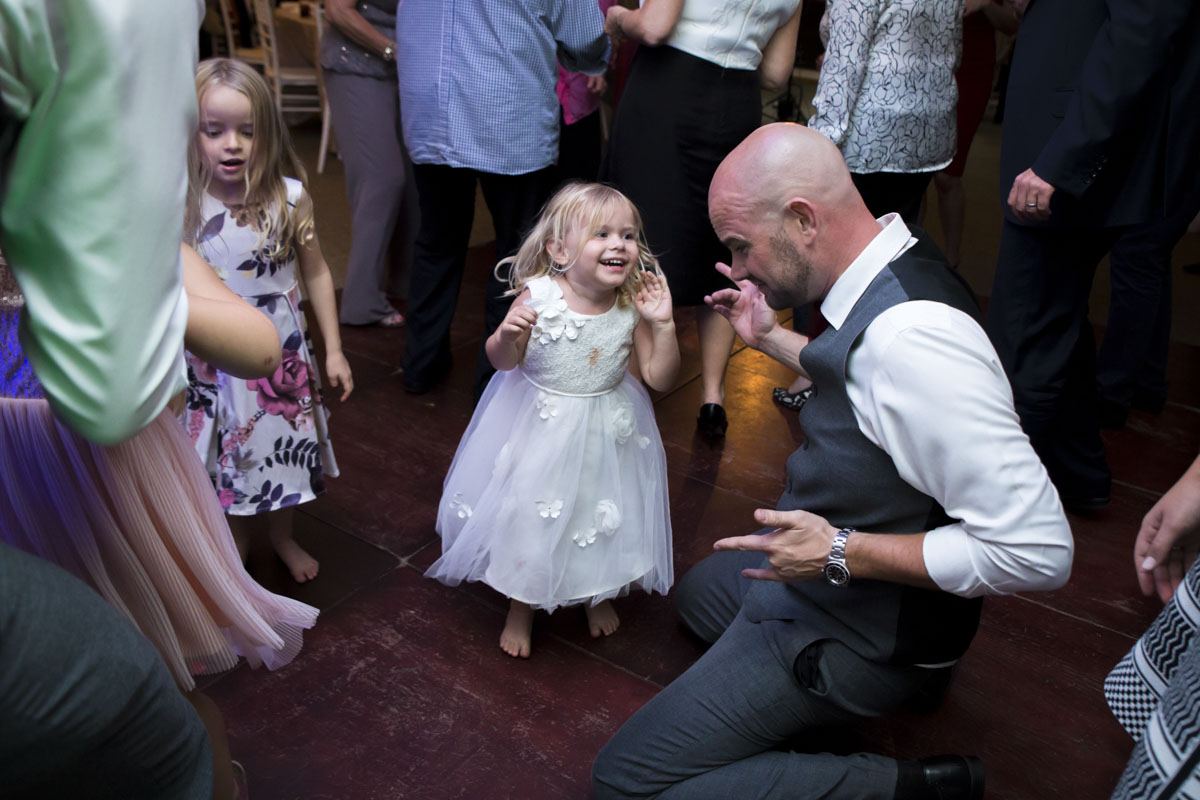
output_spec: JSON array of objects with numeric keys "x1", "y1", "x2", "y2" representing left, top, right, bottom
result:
[{"x1": 592, "y1": 124, "x2": 1073, "y2": 799}]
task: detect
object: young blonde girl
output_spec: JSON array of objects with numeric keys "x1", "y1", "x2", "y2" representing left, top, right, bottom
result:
[
  {"x1": 183, "y1": 58, "x2": 352, "y2": 583},
  {"x1": 426, "y1": 183, "x2": 680, "y2": 658}
]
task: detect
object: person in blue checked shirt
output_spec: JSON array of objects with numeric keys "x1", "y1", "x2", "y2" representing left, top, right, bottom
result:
[{"x1": 395, "y1": 0, "x2": 609, "y2": 400}]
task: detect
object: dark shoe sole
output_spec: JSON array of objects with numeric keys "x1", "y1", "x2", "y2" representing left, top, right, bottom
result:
[{"x1": 697, "y1": 403, "x2": 727, "y2": 436}]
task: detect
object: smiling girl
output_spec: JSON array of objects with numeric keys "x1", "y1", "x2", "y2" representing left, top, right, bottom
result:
[
  {"x1": 425, "y1": 183, "x2": 680, "y2": 658},
  {"x1": 183, "y1": 58, "x2": 352, "y2": 584}
]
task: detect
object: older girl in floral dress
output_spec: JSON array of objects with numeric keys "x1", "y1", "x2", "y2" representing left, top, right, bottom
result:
[{"x1": 183, "y1": 59, "x2": 352, "y2": 583}]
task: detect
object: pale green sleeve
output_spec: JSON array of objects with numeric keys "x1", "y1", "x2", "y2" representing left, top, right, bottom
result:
[{"x1": 0, "y1": 0, "x2": 202, "y2": 445}]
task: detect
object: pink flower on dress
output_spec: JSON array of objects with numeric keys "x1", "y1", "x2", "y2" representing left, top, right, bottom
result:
[
  {"x1": 246, "y1": 350, "x2": 311, "y2": 421},
  {"x1": 218, "y1": 488, "x2": 235, "y2": 509},
  {"x1": 187, "y1": 408, "x2": 206, "y2": 441},
  {"x1": 188, "y1": 354, "x2": 219, "y2": 384}
]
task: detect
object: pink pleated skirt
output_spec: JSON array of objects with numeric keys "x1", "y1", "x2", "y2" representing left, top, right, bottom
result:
[{"x1": 0, "y1": 399, "x2": 318, "y2": 690}]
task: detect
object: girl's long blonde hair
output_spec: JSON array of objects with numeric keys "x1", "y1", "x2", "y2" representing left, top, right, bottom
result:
[
  {"x1": 184, "y1": 58, "x2": 314, "y2": 262},
  {"x1": 498, "y1": 183, "x2": 660, "y2": 306}
]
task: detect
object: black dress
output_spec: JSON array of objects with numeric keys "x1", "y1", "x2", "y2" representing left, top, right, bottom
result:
[{"x1": 601, "y1": 45, "x2": 761, "y2": 307}]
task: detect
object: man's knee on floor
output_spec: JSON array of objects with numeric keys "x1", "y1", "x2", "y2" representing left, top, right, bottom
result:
[{"x1": 591, "y1": 736, "x2": 657, "y2": 800}]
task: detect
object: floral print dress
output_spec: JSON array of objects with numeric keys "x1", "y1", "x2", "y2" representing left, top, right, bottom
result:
[
  {"x1": 425, "y1": 276, "x2": 673, "y2": 611},
  {"x1": 184, "y1": 178, "x2": 338, "y2": 516}
]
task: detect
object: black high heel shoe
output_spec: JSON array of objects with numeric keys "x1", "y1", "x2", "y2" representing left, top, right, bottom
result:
[{"x1": 696, "y1": 403, "x2": 728, "y2": 436}]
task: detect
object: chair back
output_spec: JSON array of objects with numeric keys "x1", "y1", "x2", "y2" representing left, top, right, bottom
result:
[
  {"x1": 217, "y1": 0, "x2": 266, "y2": 67},
  {"x1": 217, "y1": 0, "x2": 238, "y2": 56},
  {"x1": 251, "y1": 0, "x2": 284, "y2": 102}
]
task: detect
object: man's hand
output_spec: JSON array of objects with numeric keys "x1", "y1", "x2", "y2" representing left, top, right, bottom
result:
[
  {"x1": 705, "y1": 262, "x2": 780, "y2": 350},
  {"x1": 713, "y1": 508, "x2": 838, "y2": 581},
  {"x1": 1136, "y1": 458, "x2": 1200, "y2": 602},
  {"x1": 1008, "y1": 168, "x2": 1056, "y2": 222}
]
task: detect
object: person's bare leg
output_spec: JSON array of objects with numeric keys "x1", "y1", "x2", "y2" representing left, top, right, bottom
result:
[
  {"x1": 787, "y1": 373, "x2": 812, "y2": 394},
  {"x1": 184, "y1": 690, "x2": 236, "y2": 800},
  {"x1": 697, "y1": 306, "x2": 736, "y2": 406},
  {"x1": 585, "y1": 600, "x2": 620, "y2": 638},
  {"x1": 266, "y1": 506, "x2": 318, "y2": 583},
  {"x1": 500, "y1": 599, "x2": 534, "y2": 658},
  {"x1": 934, "y1": 171, "x2": 966, "y2": 268}
]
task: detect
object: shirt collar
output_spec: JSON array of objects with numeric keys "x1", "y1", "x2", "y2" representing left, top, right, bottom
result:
[{"x1": 819, "y1": 213, "x2": 917, "y2": 330}]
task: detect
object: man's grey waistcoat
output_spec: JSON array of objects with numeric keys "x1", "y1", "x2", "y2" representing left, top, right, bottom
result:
[{"x1": 744, "y1": 247, "x2": 984, "y2": 666}]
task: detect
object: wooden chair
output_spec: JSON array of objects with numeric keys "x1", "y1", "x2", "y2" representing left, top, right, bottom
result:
[
  {"x1": 216, "y1": 0, "x2": 267, "y2": 68},
  {"x1": 251, "y1": 0, "x2": 334, "y2": 173}
]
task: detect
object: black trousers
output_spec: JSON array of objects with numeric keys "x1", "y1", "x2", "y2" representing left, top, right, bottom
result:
[
  {"x1": 1096, "y1": 194, "x2": 1200, "y2": 420},
  {"x1": 986, "y1": 220, "x2": 1123, "y2": 500},
  {"x1": 403, "y1": 164, "x2": 557, "y2": 400},
  {"x1": 851, "y1": 171, "x2": 934, "y2": 226},
  {"x1": 557, "y1": 108, "x2": 603, "y2": 185}
]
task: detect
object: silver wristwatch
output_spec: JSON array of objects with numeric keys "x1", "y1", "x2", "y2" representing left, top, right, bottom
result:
[{"x1": 823, "y1": 528, "x2": 854, "y2": 587}]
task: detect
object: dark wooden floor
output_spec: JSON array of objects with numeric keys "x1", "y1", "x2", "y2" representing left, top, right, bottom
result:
[{"x1": 198, "y1": 229, "x2": 1200, "y2": 798}]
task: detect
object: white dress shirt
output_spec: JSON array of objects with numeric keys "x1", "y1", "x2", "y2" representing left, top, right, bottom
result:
[
  {"x1": 820, "y1": 215, "x2": 1074, "y2": 597},
  {"x1": 0, "y1": 0, "x2": 201, "y2": 444}
]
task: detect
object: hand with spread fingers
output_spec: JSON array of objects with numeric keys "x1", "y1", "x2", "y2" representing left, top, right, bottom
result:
[
  {"x1": 1135, "y1": 455, "x2": 1200, "y2": 603},
  {"x1": 633, "y1": 270, "x2": 674, "y2": 326},
  {"x1": 713, "y1": 508, "x2": 839, "y2": 582},
  {"x1": 1008, "y1": 168, "x2": 1056, "y2": 221},
  {"x1": 704, "y1": 262, "x2": 780, "y2": 350}
]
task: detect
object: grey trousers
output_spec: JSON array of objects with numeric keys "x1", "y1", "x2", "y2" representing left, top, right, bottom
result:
[
  {"x1": 593, "y1": 550, "x2": 941, "y2": 799},
  {"x1": 0, "y1": 543, "x2": 211, "y2": 798},
  {"x1": 325, "y1": 70, "x2": 419, "y2": 325}
]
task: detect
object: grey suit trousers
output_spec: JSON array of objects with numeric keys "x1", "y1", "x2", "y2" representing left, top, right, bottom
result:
[
  {"x1": 325, "y1": 70, "x2": 418, "y2": 325},
  {"x1": 0, "y1": 543, "x2": 211, "y2": 798},
  {"x1": 593, "y1": 550, "x2": 945, "y2": 799}
]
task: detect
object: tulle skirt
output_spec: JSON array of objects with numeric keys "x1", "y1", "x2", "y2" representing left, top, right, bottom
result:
[
  {"x1": 0, "y1": 399, "x2": 319, "y2": 691},
  {"x1": 426, "y1": 369, "x2": 673, "y2": 612}
]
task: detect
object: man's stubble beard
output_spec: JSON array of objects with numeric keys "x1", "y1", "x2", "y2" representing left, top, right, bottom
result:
[{"x1": 767, "y1": 229, "x2": 814, "y2": 310}]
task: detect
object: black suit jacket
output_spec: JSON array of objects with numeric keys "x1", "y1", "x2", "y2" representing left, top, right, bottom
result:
[{"x1": 999, "y1": 0, "x2": 1200, "y2": 229}]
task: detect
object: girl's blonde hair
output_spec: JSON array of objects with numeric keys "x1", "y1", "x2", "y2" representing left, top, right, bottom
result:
[
  {"x1": 498, "y1": 183, "x2": 660, "y2": 306},
  {"x1": 184, "y1": 58, "x2": 314, "y2": 262}
]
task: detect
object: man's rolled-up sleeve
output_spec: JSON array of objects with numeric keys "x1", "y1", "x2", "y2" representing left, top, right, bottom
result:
[
  {"x1": 852, "y1": 301, "x2": 1074, "y2": 598},
  {"x1": 548, "y1": 0, "x2": 609, "y2": 75}
]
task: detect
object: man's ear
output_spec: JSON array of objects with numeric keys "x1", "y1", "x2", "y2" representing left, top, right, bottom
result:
[
  {"x1": 784, "y1": 197, "x2": 818, "y2": 241},
  {"x1": 546, "y1": 238, "x2": 570, "y2": 266}
]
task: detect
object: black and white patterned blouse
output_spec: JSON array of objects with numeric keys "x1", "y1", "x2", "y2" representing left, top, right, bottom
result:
[
  {"x1": 1106, "y1": 559, "x2": 1200, "y2": 798},
  {"x1": 808, "y1": 0, "x2": 962, "y2": 174}
]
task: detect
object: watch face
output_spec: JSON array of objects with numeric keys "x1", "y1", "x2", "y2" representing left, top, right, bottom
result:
[{"x1": 824, "y1": 562, "x2": 850, "y2": 586}]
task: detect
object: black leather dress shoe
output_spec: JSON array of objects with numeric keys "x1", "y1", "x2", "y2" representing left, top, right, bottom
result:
[
  {"x1": 1059, "y1": 491, "x2": 1111, "y2": 514},
  {"x1": 896, "y1": 755, "x2": 985, "y2": 800},
  {"x1": 696, "y1": 403, "x2": 727, "y2": 436}
]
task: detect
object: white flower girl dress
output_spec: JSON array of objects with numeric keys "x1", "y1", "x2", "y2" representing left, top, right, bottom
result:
[{"x1": 426, "y1": 276, "x2": 673, "y2": 611}]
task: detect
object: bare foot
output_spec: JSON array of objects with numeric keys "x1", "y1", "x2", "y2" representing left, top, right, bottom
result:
[
  {"x1": 273, "y1": 537, "x2": 319, "y2": 583},
  {"x1": 585, "y1": 600, "x2": 620, "y2": 638},
  {"x1": 500, "y1": 601, "x2": 533, "y2": 658}
]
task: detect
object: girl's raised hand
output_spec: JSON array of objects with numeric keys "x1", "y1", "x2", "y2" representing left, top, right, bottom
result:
[
  {"x1": 634, "y1": 270, "x2": 673, "y2": 325},
  {"x1": 499, "y1": 304, "x2": 539, "y2": 343},
  {"x1": 326, "y1": 351, "x2": 354, "y2": 402}
]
